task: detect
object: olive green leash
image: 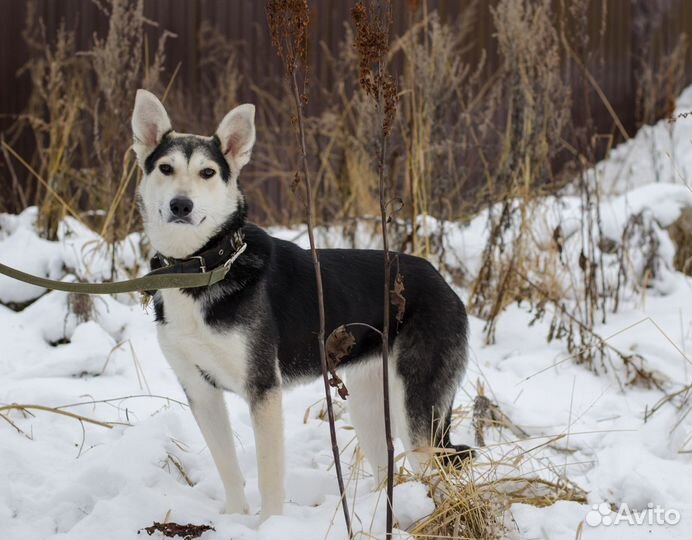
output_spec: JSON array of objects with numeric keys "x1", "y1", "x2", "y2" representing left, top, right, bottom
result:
[{"x1": 0, "y1": 235, "x2": 247, "y2": 295}]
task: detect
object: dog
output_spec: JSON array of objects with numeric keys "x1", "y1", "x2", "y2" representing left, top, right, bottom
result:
[{"x1": 131, "y1": 89, "x2": 470, "y2": 521}]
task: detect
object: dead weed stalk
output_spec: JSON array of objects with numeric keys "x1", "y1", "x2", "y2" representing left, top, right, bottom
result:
[
  {"x1": 352, "y1": 1, "x2": 400, "y2": 536},
  {"x1": 266, "y1": 0, "x2": 352, "y2": 534}
]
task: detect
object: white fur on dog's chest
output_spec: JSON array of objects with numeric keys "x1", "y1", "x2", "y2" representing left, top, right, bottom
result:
[{"x1": 157, "y1": 289, "x2": 249, "y2": 395}]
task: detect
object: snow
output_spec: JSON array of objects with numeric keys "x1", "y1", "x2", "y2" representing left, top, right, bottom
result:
[
  {"x1": 586, "y1": 84, "x2": 692, "y2": 196},
  {"x1": 0, "y1": 218, "x2": 63, "y2": 303},
  {"x1": 2, "y1": 91, "x2": 692, "y2": 539}
]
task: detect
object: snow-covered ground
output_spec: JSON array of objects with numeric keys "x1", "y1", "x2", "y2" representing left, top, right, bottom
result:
[
  {"x1": 2, "y1": 102, "x2": 692, "y2": 539},
  {"x1": 588, "y1": 84, "x2": 692, "y2": 196}
]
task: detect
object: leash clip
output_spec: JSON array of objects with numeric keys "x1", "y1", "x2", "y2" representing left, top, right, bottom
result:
[{"x1": 224, "y1": 242, "x2": 247, "y2": 271}]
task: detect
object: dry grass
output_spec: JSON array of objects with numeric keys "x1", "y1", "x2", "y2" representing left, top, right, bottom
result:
[
  {"x1": 406, "y1": 459, "x2": 586, "y2": 539},
  {"x1": 0, "y1": 402, "x2": 122, "y2": 430},
  {"x1": 304, "y1": 389, "x2": 590, "y2": 540},
  {"x1": 395, "y1": 7, "x2": 476, "y2": 256},
  {"x1": 467, "y1": 0, "x2": 570, "y2": 344},
  {"x1": 395, "y1": 391, "x2": 589, "y2": 540},
  {"x1": 16, "y1": 0, "x2": 165, "y2": 240}
]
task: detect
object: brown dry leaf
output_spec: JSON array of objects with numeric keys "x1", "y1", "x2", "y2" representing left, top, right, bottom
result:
[
  {"x1": 328, "y1": 372, "x2": 350, "y2": 400},
  {"x1": 552, "y1": 225, "x2": 563, "y2": 256},
  {"x1": 390, "y1": 272, "x2": 406, "y2": 323},
  {"x1": 326, "y1": 325, "x2": 356, "y2": 369},
  {"x1": 325, "y1": 325, "x2": 355, "y2": 400}
]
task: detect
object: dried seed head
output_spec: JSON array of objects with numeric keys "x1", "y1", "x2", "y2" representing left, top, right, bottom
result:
[
  {"x1": 352, "y1": 1, "x2": 389, "y2": 98},
  {"x1": 266, "y1": 0, "x2": 310, "y2": 78},
  {"x1": 352, "y1": 1, "x2": 398, "y2": 135}
]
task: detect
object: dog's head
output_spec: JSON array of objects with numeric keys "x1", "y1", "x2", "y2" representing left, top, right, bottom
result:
[{"x1": 131, "y1": 89, "x2": 255, "y2": 258}]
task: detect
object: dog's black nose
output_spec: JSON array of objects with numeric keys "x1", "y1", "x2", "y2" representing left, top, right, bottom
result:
[{"x1": 170, "y1": 197, "x2": 194, "y2": 218}]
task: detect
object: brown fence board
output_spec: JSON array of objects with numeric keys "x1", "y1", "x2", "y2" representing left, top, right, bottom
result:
[
  {"x1": 2, "y1": 0, "x2": 691, "y2": 127},
  {"x1": 1, "y1": 0, "x2": 691, "y2": 212}
]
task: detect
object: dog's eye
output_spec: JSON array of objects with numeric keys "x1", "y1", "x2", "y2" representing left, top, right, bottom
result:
[
  {"x1": 200, "y1": 168, "x2": 216, "y2": 179},
  {"x1": 159, "y1": 164, "x2": 173, "y2": 176}
]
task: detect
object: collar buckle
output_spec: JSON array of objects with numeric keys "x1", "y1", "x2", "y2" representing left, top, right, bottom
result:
[{"x1": 189, "y1": 255, "x2": 207, "y2": 273}]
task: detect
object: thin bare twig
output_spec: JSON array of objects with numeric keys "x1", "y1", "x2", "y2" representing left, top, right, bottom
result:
[
  {"x1": 0, "y1": 403, "x2": 120, "y2": 429},
  {"x1": 291, "y1": 68, "x2": 352, "y2": 535},
  {"x1": 353, "y1": 2, "x2": 399, "y2": 536},
  {"x1": 266, "y1": 1, "x2": 352, "y2": 535}
]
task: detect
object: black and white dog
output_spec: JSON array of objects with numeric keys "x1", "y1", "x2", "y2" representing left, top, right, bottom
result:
[{"x1": 132, "y1": 90, "x2": 470, "y2": 520}]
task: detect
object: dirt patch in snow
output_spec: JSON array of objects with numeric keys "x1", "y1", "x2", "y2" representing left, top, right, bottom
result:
[{"x1": 139, "y1": 521, "x2": 215, "y2": 540}]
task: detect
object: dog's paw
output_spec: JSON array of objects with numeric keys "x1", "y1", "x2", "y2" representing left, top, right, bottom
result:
[
  {"x1": 259, "y1": 504, "x2": 283, "y2": 523},
  {"x1": 442, "y1": 444, "x2": 476, "y2": 468},
  {"x1": 258, "y1": 511, "x2": 276, "y2": 523},
  {"x1": 224, "y1": 499, "x2": 250, "y2": 515}
]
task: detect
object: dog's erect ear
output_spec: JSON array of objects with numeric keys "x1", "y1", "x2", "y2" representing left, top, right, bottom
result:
[
  {"x1": 131, "y1": 89, "x2": 172, "y2": 162},
  {"x1": 215, "y1": 104, "x2": 256, "y2": 170}
]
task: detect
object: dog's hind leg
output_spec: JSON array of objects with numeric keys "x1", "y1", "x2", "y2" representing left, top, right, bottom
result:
[
  {"x1": 250, "y1": 385, "x2": 285, "y2": 521},
  {"x1": 180, "y1": 370, "x2": 249, "y2": 514},
  {"x1": 346, "y1": 360, "x2": 405, "y2": 488},
  {"x1": 396, "y1": 335, "x2": 472, "y2": 471}
]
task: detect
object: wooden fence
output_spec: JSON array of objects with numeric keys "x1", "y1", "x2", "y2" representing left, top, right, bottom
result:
[{"x1": 0, "y1": 0, "x2": 691, "y2": 212}]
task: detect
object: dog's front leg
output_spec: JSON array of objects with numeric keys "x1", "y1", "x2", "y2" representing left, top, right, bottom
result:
[
  {"x1": 250, "y1": 386, "x2": 285, "y2": 521},
  {"x1": 183, "y1": 374, "x2": 249, "y2": 515}
]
